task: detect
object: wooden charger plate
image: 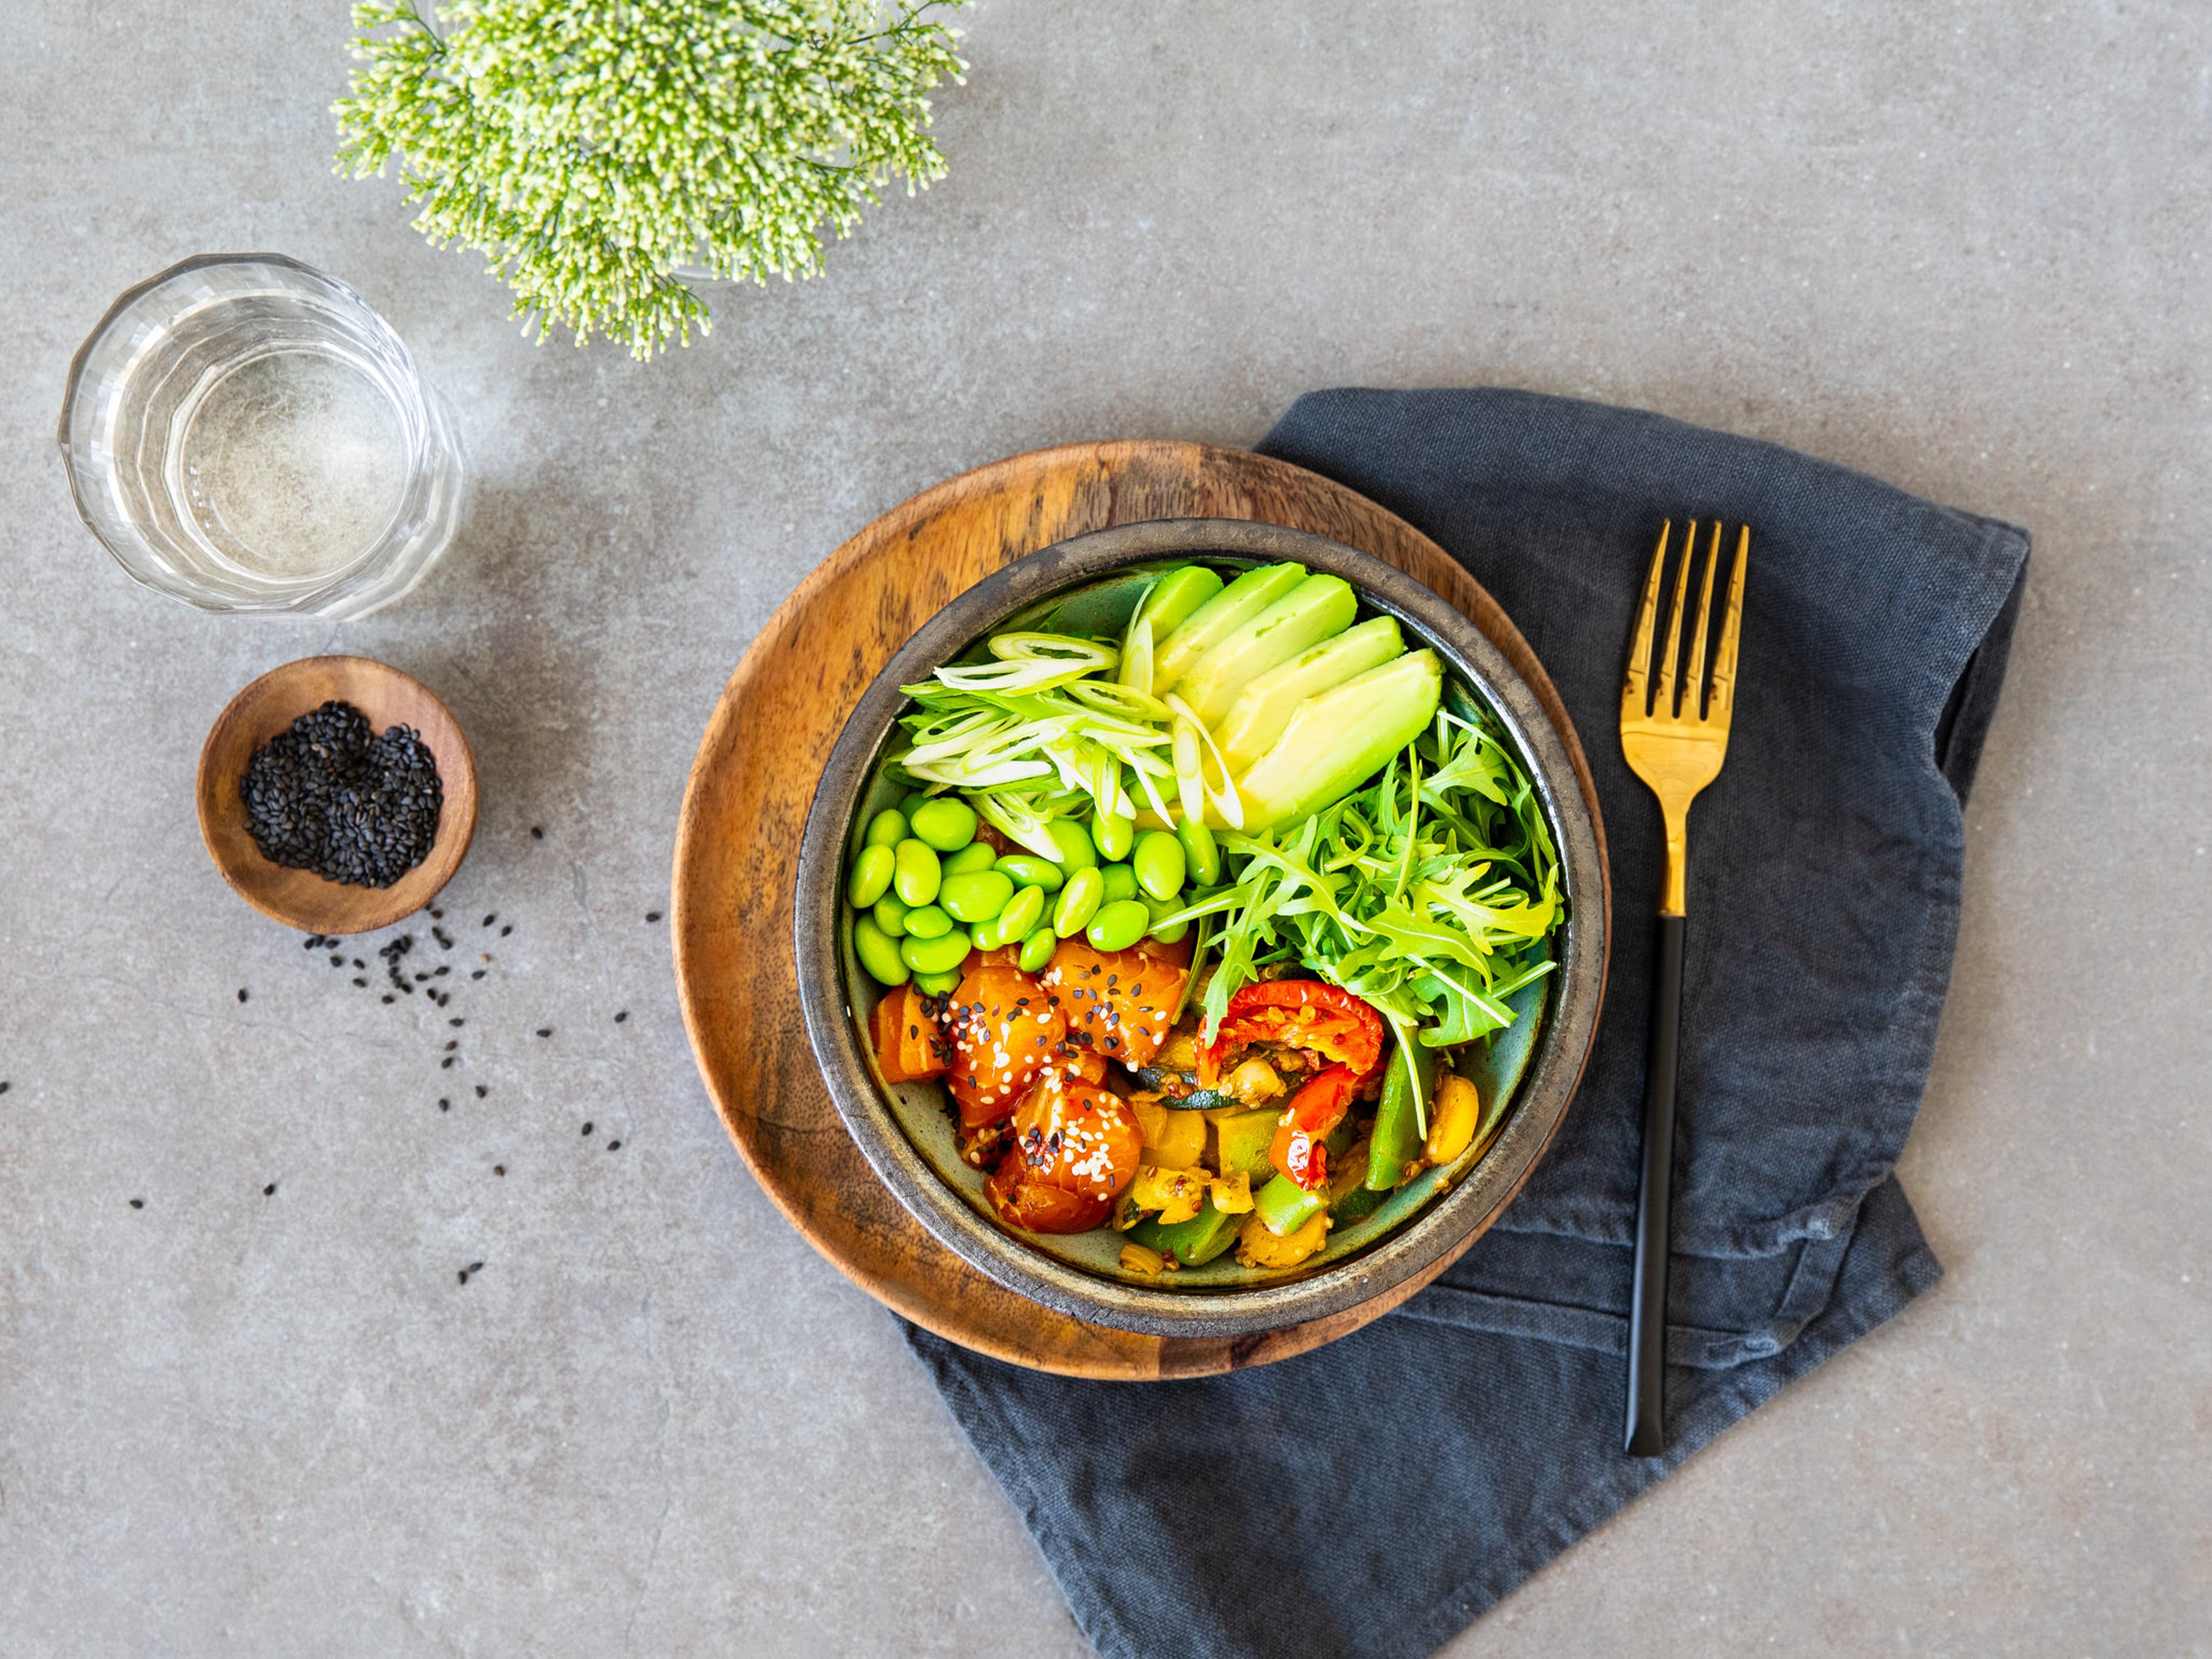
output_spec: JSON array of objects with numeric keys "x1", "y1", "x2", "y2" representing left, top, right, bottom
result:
[{"x1": 672, "y1": 441, "x2": 1608, "y2": 1380}]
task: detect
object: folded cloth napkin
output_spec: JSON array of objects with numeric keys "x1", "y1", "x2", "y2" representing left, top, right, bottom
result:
[{"x1": 905, "y1": 388, "x2": 2029, "y2": 1659}]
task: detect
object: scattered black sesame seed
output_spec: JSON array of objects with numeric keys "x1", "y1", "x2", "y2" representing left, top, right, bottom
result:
[
  {"x1": 353, "y1": 958, "x2": 365, "y2": 969},
  {"x1": 614, "y1": 1011, "x2": 628, "y2": 1024},
  {"x1": 645, "y1": 911, "x2": 662, "y2": 923},
  {"x1": 430, "y1": 908, "x2": 444, "y2": 919},
  {"x1": 494, "y1": 1164, "x2": 505, "y2": 1176},
  {"x1": 499, "y1": 925, "x2": 512, "y2": 937},
  {"x1": 471, "y1": 970, "x2": 486, "y2": 980},
  {"x1": 263, "y1": 1183, "x2": 276, "y2": 1196},
  {"x1": 381, "y1": 994, "x2": 395, "y2": 1004},
  {"x1": 531, "y1": 825, "x2": 543, "y2": 839},
  {"x1": 449, "y1": 1018, "x2": 464, "y2": 1028},
  {"x1": 241, "y1": 700, "x2": 442, "y2": 887},
  {"x1": 328, "y1": 953, "x2": 343, "y2": 967},
  {"x1": 607, "y1": 1140, "x2": 622, "y2": 1152},
  {"x1": 128, "y1": 1199, "x2": 143, "y2": 1209},
  {"x1": 536, "y1": 1028, "x2": 552, "y2": 1039},
  {"x1": 439, "y1": 1098, "x2": 450, "y2": 1111},
  {"x1": 581, "y1": 1122, "x2": 594, "y2": 1136},
  {"x1": 475, "y1": 1085, "x2": 487, "y2": 1099},
  {"x1": 433, "y1": 965, "x2": 449, "y2": 977},
  {"x1": 353, "y1": 978, "x2": 368, "y2": 988},
  {"x1": 441, "y1": 1057, "x2": 456, "y2": 1070},
  {"x1": 444, "y1": 1040, "x2": 458, "y2": 1052},
  {"x1": 482, "y1": 914, "x2": 495, "y2": 927},
  {"x1": 237, "y1": 987, "x2": 249, "y2": 1003},
  {"x1": 0, "y1": 1081, "x2": 10, "y2": 1095}
]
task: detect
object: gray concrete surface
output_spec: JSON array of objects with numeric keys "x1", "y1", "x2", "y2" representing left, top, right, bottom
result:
[{"x1": 2, "y1": 1, "x2": 2206, "y2": 1654}]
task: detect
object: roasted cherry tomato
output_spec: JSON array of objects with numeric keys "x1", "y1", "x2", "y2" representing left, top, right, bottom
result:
[
  {"x1": 868, "y1": 983, "x2": 947, "y2": 1085},
  {"x1": 984, "y1": 1073, "x2": 1143, "y2": 1233},
  {"x1": 945, "y1": 964, "x2": 1066, "y2": 1127},
  {"x1": 1268, "y1": 1063, "x2": 1362, "y2": 1189},
  {"x1": 1198, "y1": 980, "x2": 1385, "y2": 1088},
  {"x1": 1040, "y1": 939, "x2": 1190, "y2": 1069}
]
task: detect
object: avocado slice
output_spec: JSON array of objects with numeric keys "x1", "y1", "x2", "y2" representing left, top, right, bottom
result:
[
  {"x1": 1214, "y1": 614, "x2": 1405, "y2": 768},
  {"x1": 1135, "y1": 565, "x2": 1225, "y2": 641},
  {"x1": 1150, "y1": 562, "x2": 1309, "y2": 695},
  {"x1": 1170, "y1": 574, "x2": 1359, "y2": 728},
  {"x1": 1233, "y1": 650, "x2": 1444, "y2": 832}
]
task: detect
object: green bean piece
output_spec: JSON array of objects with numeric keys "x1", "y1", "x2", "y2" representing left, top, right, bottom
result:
[
  {"x1": 1366, "y1": 1040, "x2": 1437, "y2": 1192},
  {"x1": 1142, "y1": 895, "x2": 1189, "y2": 945},
  {"x1": 899, "y1": 929, "x2": 973, "y2": 976},
  {"x1": 1129, "y1": 1195, "x2": 1242, "y2": 1266},
  {"x1": 853, "y1": 916, "x2": 910, "y2": 986},
  {"x1": 865, "y1": 809, "x2": 908, "y2": 850},
  {"x1": 996, "y1": 854, "x2": 1065, "y2": 892},
  {"x1": 940, "y1": 870, "x2": 1015, "y2": 923},
  {"x1": 1176, "y1": 817, "x2": 1221, "y2": 887},
  {"x1": 1017, "y1": 926, "x2": 1057, "y2": 974},
  {"x1": 871, "y1": 895, "x2": 911, "y2": 938},
  {"x1": 943, "y1": 840, "x2": 998, "y2": 876},
  {"x1": 847, "y1": 845, "x2": 895, "y2": 908},
  {"x1": 912, "y1": 967, "x2": 963, "y2": 996},
  {"x1": 995, "y1": 882, "x2": 1045, "y2": 943},
  {"x1": 908, "y1": 797, "x2": 978, "y2": 852},
  {"x1": 1053, "y1": 867, "x2": 1104, "y2": 937},
  {"x1": 1132, "y1": 830, "x2": 1186, "y2": 902},
  {"x1": 1090, "y1": 810, "x2": 1135, "y2": 862},
  {"x1": 1099, "y1": 862, "x2": 1138, "y2": 904},
  {"x1": 901, "y1": 904, "x2": 955, "y2": 940},
  {"x1": 1046, "y1": 818, "x2": 1097, "y2": 870},
  {"x1": 1253, "y1": 1173, "x2": 1327, "y2": 1236},
  {"x1": 891, "y1": 839, "x2": 941, "y2": 906},
  {"x1": 1086, "y1": 899, "x2": 1149, "y2": 953}
]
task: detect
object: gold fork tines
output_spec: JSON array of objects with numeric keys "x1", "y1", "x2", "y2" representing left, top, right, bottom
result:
[{"x1": 1620, "y1": 520, "x2": 1749, "y2": 916}]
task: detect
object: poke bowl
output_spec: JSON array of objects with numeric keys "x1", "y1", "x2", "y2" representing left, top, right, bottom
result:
[{"x1": 794, "y1": 518, "x2": 1605, "y2": 1339}]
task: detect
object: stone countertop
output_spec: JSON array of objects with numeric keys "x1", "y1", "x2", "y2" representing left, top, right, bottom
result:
[{"x1": 1, "y1": 2, "x2": 2204, "y2": 1654}]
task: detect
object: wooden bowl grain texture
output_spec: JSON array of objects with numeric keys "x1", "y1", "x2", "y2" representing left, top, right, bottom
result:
[
  {"x1": 196, "y1": 655, "x2": 479, "y2": 937},
  {"x1": 672, "y1": 441, "x2": 1611, "y2": 1380}
]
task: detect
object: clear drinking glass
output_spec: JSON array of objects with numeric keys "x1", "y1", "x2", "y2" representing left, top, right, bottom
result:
[{"x1": 59, "y1": 253, "x2": 464, "y2": 618}]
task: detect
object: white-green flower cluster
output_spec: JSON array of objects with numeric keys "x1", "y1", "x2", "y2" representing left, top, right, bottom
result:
[{"x1": 335, "y1": 0, "x2": 966, "y2": 358}]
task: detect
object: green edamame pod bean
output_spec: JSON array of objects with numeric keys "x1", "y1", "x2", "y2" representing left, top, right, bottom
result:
[
  {"x1": 1017, "y1": 926, "x2": 1057, "y2": 974},
  {"x1": 1099, "y1": 862, "x2": 1138, "y2": 904},
  {"x1": 897, "y1": 789, "x2": 932, "y2": 819},
  {"x1": 996, "y1": 854, "x2": 1064, "y2": 892},
  {"x1": 865, "y1": 809, "x2": 907, "y2": 850},
  {"x1": 1142, "y1": 895, "x2": 1189, "y2": 945},
  {"x1": 940, "y1": 870, "x2": 1015, "y2": 923},
  {"x1": 892, "y1": 839, "x2": 941, "y2": 906},
  {"x1": 913, "y1": 967, "x2": 962, "y2": 996},
  {"x1": 1090, "y1": 810, "x2": 1135, "y2": 862},
  {"x1": 902, "y1": 904, "x2": 955, "y2": 940},
  {"x1": 995, "y1": 882, "x2": 1045, "y2": 944},
  {"x1": 1046, "y1": 818, "x2": 1097, "y2": 870},
  {"x1": 899, "y1": 929, "x2": 973, "y2": 976},
  {"x1": 871, "y1": 895, "x2": 911, "y2": 938},
  {"x1": 847, "y1": 845, "x2": 895, "y2": 908},
  {"x1": 908, "y1": 797, "x2": 978, "y2": 852},
  {"x1": 853, "y1": 916, "x2": 910, "y2": 986},
  {"x1": 1176, "y1": 817, "x2": 1221, "y2": 887},
  {"x1": 1132, "y1": 830, "x2": 1186, "y2": 902},
  {"x1": 1053, "y1": 867, "x2": 1104, "y2": 937},
  {"x1": 1086, "y1": 899, "x2": 1149, "y2": 953},
  {"x1": 969, "y1": 913, "x2": 1008, "y2": 951},
  {"x1": 944, "y1": 840, "x2": 997, "y2": 877}
]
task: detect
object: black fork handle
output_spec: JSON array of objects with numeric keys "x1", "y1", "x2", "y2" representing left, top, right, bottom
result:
[{"x1": 1624, "y1": 912, "x2": 1685, "y2": 1457}]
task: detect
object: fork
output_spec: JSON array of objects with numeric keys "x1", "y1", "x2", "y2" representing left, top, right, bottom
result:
[{"x1": 1619, "y1": 518, "x2": 1749, "y2": 1457}]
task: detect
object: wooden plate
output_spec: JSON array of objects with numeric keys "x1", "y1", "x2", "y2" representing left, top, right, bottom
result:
[
  {"x1": 196, "y1": 655, "x2": 479, "y2": 937},
  {"x1": 672, "y1": 441, "x2": 1609, "y2": 1380}
]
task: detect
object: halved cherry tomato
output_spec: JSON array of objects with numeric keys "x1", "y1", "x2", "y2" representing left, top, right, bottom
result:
[
  {"x1": 984, "y1": 1073, "x2": 1143, "y2": 1233},
  {"x1": 1198, "y1": 980, "x2": 1385, "y2": 1088},
  {"x1": 868, "y1": 983, "x2": 946, "y2": 1085},
  {"x1": 1268, "y1": 1063, "x2": 1361, "y2": 1189},
  {"x1": 1040, "y1": 940, "x2": 1188, "y2": 1069},
  {"x1": 945, "y1": 964, "x2": 1065, "y2": 1127}
]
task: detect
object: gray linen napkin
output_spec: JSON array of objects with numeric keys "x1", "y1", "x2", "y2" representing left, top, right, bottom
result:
[{"x1": 905, "y1": 388, "x2": 2029, "y2": 1659}]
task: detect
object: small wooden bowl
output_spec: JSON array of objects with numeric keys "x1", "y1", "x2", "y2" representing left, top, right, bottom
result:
[{"x1": 196, "y1": 655, "x2": 478, "y2": 936}]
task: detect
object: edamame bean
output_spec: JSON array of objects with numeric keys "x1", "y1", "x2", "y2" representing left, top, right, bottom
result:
[
  {"x1": 847, "y1": 845, "x2": 895, "y2": 908},
  {"x1": 1017, "y1": 926, "x2": 1057, "y2": 974},
  {"x1": 1099, "y1": 862, "x2": 1137, "y2": 904},
  {"x1": 940, "y1": 870, "x2": 1015, "y2": 923},
  {"x1": 1053, "y1": 867, "x2": 1104, "y2": 937},
  {"x1": 1086, "y1": 899, "x2": 1150, "y2": 953},
  {"x1": 865, "y1": 809, "x2": 907, "y2": 850},
  {"x1": 1177, "y1": 817, "x2": 1221, "y2": 887},
  {"x1": 995, "y1": 882, "x2": 1045, "y2": 944},
  {"x1": 872, "y1": 895, "x2": 911, "y2": 938},
  {"x1": 1090, "y1": 810, "x2": 1135, "y2": 862},
  {"x1": 913, "y1": 968, "x2": 963, "y2": 996},
  {"x1": 1046, "y1": 818, "x2": 1097, "y2": 870},
  {"x1": 897, "y1": 789, "x2": 932, "y2": 819},
  {"x1": 892, "y1": 839, "x2": 941, "y2": 906},
  {"x1": 944, "y1": 840, "x2": 997, "y2": 876},
  {"x1": 1133, "y1": 830, "x2": 1186, "y2": 901},
  {"x1": 1143, "y1": 894, "x2": 1190, "y2": 945},
  {"x1": 853, "y1": 915, "x2": 910, "y2": 986},
  {"x1": 900, "y1": 929, "x2": 973, "y2": 976},
  {"x1": 902, "y1": 904, "x2": 955, "y2": 940},
  {"x1": 995, "y1": 853, "x2": 1065, "y2": 891},
  {"x1": 909, "y1": 797, "x2": 978, "y2": 852}
]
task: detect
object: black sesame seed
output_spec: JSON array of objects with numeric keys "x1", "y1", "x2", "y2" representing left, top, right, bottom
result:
[
  {"x1": 381, "y1": 994, "x2": 394, "y2": 1004},
  {"x1": 353, "y1": 978, "x2": 368, "y2": 987},
  {"x1": 444, "y1": 1040, "x2": 457, "y2": 1052},
  {"x1": 531, "y1": 825, "x2": 543, "y2": 839},
  {"x1": 449, "y1": 1018, "x2": 464, "y2": 1028},
  {"x1": 536, "y1": 1028, "x2": 552, "y2": 1039},
  {"x1": 645, "y1": 911, "x2": 662, "y2": 923},
  {"x1": 475, "y1": 1085, "x2": 487, "y2": 1099},
  {"x1": 499, "y1": 925, "x2": 512, "y2": 937},
  {"x1": 614, "y1": 1011, "x2": 628, "y2": 1024},
  {"x1": 0, "y1": 1081, "x2": 10, "y2": 1095},
  {"x1": 494, "y1": 1164, "x2": 505, "y2": 1176},
  {"x1": 483, "y1": 914, "x2": 495, "y2": 927},
  {"x1": 441, "y1": 1057, "x2": 456, "y2": 1069},
  {"x1": 263, "y1": 1183, "x2": 276, "y2": 1196},
  {"x1": 430, "y1": 909, "x2": 444, "y2": 919},
  {"x1": 237, "y1": 988, "x2": 249, "y2": 1003},
  {"x1": 607, "y1": 1140, "x2": 622, "y2": 1152},
  {"x1": 240, "y1": 701, "x2": 441, "y2": 888},
  {"x1": 471, "y1": 970, "x2": 486, "y2": 980},
  {"x1": 581, "y1": 1122, "x2": 593, "y2": 1136},
  {"x1": 128, "y1": 1199, "x2": 143, "y2": 1209},
  {"x1": 439, "y1": 1098, "x2": 450, "y2": 1111}
]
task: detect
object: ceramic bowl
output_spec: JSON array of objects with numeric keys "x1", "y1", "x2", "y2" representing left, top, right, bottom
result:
[{"x1": 794, "y1": 520, "x2": 1604, "y2": 1338}]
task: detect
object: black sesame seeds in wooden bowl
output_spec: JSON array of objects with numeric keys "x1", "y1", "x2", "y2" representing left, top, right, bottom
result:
[{"x1": 198, "y1": 657, "x2": 478, "y2": 936}]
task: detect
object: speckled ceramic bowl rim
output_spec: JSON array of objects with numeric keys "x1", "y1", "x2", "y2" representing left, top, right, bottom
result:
[{"x1": 794, "y1": 519, "x2": 1605, "y2": 1339}]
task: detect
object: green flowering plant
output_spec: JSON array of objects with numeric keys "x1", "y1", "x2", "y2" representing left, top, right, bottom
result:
[{"x1": 334, "y1": 0, "x2": 966, "y2": 358}]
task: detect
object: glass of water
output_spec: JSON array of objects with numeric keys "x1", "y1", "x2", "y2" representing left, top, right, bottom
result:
[{"x1": 59, "y1": 253, "x2": 464, "y2": 618}]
